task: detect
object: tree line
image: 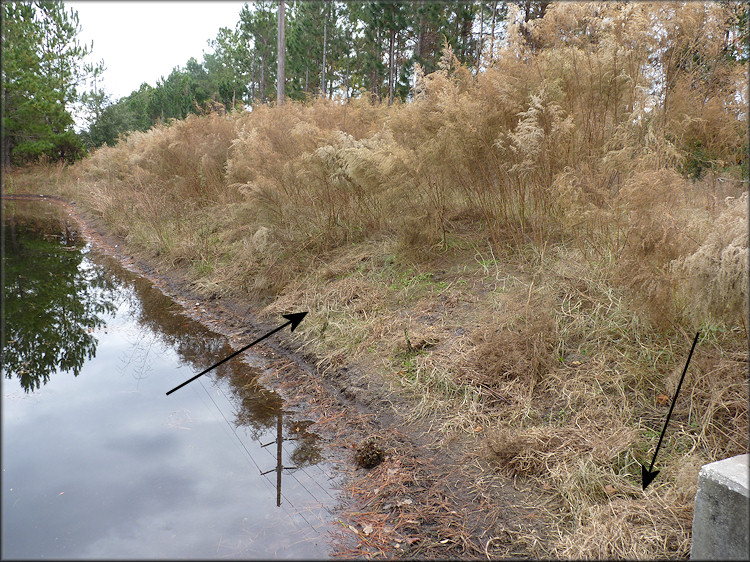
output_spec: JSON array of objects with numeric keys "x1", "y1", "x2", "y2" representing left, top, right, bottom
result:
[
  {"x1": 85, "y1": 0, "x2": 516, "y2": 149},
  {"x1": 3, "y1": 1, "x2": 747, "y2": 163}
]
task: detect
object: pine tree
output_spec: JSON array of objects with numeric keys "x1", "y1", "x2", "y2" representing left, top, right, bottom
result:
[
  {"x1": 240, "y1": 1, "x2": 277, "y2": 103},
  {"x1": 2, "y1": 0, "x2": 100, "y2": 164},
  {"x1": 205, "y1": 26, "x2": 251, "y2": 109}
]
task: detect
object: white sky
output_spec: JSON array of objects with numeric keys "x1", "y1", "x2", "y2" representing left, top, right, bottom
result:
[{"x1": 69, "y1": 1, "x2": 247, "y2": 102}]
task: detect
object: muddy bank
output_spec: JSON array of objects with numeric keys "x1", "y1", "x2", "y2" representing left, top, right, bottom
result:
[{"x1": 3, "y1": 192, "x2": 547, "y2": 558}]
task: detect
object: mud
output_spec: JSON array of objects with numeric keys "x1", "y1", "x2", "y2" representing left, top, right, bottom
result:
[{"x1": 3, "y1": 193, "x2": 548, "y2": 559}]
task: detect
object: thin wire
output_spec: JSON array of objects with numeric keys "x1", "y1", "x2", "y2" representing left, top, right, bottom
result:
[
  {"x1": 207, "y1": 374, "x2": 337, "y2": 529},
  {"x1": 194, "y1": 377, "x2": 264, "y2": 475},
  {"x1": 208, "y1": 342, "x2": 340, "y2": 496}
]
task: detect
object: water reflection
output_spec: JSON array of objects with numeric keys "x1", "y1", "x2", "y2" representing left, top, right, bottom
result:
[
  {"x1": 86, "y1": 250, "x2": 323, "y2": 469},
  {"x1": 2, "y1": 199, "x2": 324, "y2": 467},
  {"x1": 1, "y1": 200, "x2": 336, "y2": 558},
  {"x1": 2, "y1": 200, "x2": 118, "y2": 391}
]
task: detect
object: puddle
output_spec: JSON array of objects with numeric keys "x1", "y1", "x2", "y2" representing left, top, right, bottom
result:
[{"x1": 2, "y1": 199, "x2": 339, "y2": 559}]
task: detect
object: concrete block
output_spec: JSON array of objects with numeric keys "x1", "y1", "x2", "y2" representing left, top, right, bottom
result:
[{"x1": 691, "y1": 454, "x2": 749, "y2": 560}]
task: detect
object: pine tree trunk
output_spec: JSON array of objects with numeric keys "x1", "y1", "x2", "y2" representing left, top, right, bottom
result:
[
  {"x1": 388, "y1": 28, "x2": 395, "y2": 105},
  {"x1": 477, "y1": 2, "x2": 485, "y2": 71},
  {"x1": 277, "y1": 0, "x2": 285, "y2": 105},
  {"x1": 321, "y1": 1, "x2": 329, "y2": 97},
  {"x1": 261, "y1": 57, "x2": 267, "y2": 103},
  {"x1": 251, "y1": 52, "x2": 258, "y2": 100},
  {"x1": 490, "y1": 1, "x2": 497, "y2": 62},
  {"x1": 345, "y1": 28, "x2": 351, "y2": 100},
  {"x1": 345, "y1": 59, "x2": 350, "y2": 100},
  {"x1": 2, "y1": 90, "x2": 10, "y2": 167},
  {"x1": 417, "y1": 0, "x2": 424, "y2": 60}
]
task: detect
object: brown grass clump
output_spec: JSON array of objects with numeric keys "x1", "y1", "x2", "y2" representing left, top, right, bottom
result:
[
  {"x1": 612, "y1": 168, "x2": 700, "y2": 330},
  {"x1": 3, "y1": 159, "x2": 75, "y2": 199},
  {"x1": 94, "y1": 112, "x2": 236, "y2": 204},
  {"x1": 484, "y1": 401, "x2": 637, "y2": 480},
  {"x1": 676, "y1": 193, "x2": 749, "y2": 328},
  {"x1": 227, "y1": 100, "x2": 390, "y2": 255},
  {"x1": 472, "y1": 230, "x2": 746, "y2": 558},
  {"x1": 553, "y1": 495, "x2": 693, "y2": 559},
  {"x1": 74, "y1": 112, "x2": 238, "y2": 260},
  {"x1": 678, "y1": 350, "x2": 749, "y2": 455},
  {"x1": 466, "y1": 301, "x2": 557, "y2": 393}
]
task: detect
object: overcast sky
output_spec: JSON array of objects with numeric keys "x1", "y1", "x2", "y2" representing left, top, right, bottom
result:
[{"x1": 69, "y1": 1, "x2": 247, "y2": 101}]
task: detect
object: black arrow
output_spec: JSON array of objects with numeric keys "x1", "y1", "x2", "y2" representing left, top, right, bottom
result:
[
  {"x1": 640, "y1": 331, "x2": 700, "y2": 490},
  {"x1": 166, "y1": 312, "x2": 308, "y2": 395}
]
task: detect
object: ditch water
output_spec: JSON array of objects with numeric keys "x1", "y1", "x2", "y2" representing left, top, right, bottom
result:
[{"x1": 2, "y1": 199, "x2": 339, "y2": 559}]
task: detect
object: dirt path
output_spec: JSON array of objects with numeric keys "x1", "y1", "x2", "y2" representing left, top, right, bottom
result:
[{"x1": 3, "y1": 193, "x2": 548, "y2": 559}]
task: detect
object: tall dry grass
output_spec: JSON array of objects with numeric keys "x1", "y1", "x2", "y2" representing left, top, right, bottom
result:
[{"x1": 71, "y1": 1, "x2": 747, "y2": 323}]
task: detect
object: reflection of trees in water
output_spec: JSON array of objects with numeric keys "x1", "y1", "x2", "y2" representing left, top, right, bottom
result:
[
  {"x1": 115, "y1": 327, "x2": 160, "y2": 390},
  {"x1": 224, "y1": 367, "x2": 324, "y2": 468},
  {"x1": 111, "y1": 268, "x2": 283, "y2": 427},
  {"x1": 1, "y1": 200, "x2": 325, "y2": 468},
  {"x1": 288, "y1": 420, "x2": 324, "y2": 467},
  {"x1": 85, "y1": 252, "x2": 324, "y2": 468},
  {"x1": 2, "y1": 202, "x2": 118, "y2": 392}
]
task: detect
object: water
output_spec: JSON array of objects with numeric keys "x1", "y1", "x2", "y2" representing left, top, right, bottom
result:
[{"x1": 2, "y1": 199, "x2": 338, "y2": 559}]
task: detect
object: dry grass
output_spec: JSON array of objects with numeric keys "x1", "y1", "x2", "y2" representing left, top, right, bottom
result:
[
  {"x1": 677, "y1": 193, "x2": 749, "y2": 329},
  {"x1": 468, "y1": 239, "x2": 748, "y2": 558},
  {"x1": 466, "y1": 298, "x2": 558, "y2": 392},
  {"x1": 553, "y1": 495, "x2": 694, "y2": 559},
  {"x1": 3, "y1": 159, "x2": 76, "y2": 199}
]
